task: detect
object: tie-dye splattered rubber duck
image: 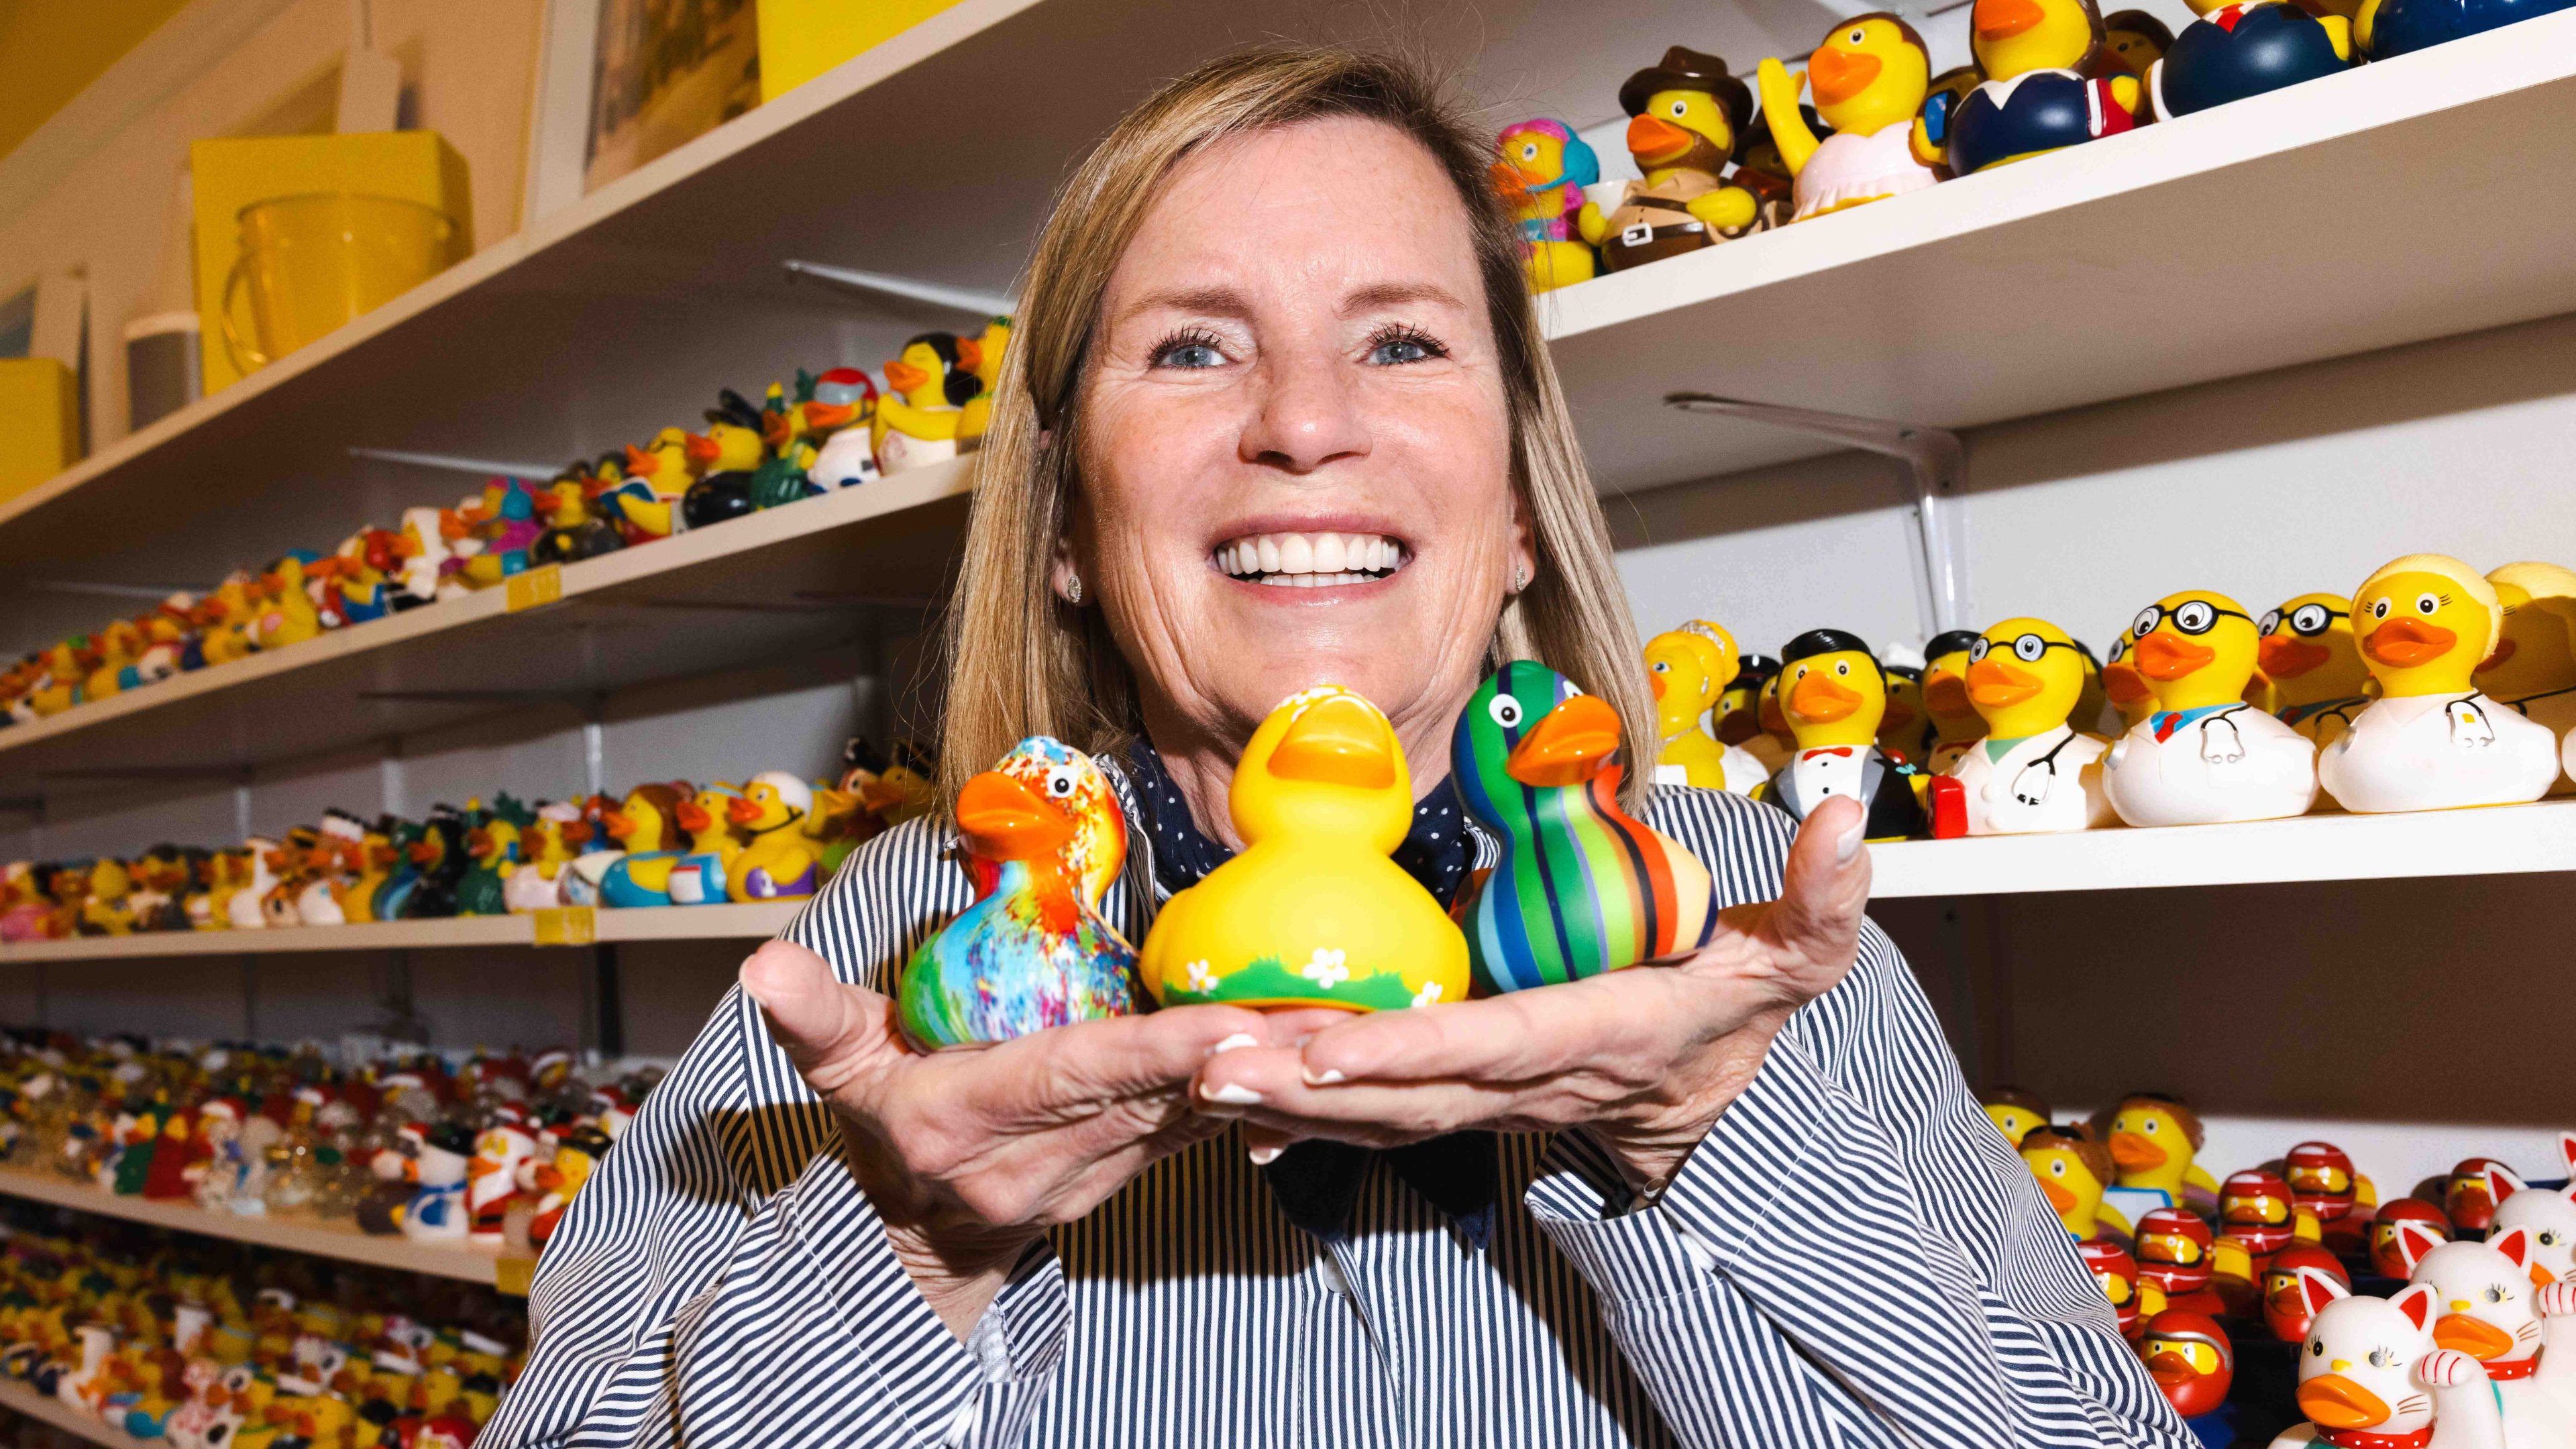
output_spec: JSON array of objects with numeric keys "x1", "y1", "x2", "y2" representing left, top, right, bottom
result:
[
  {"x1": 1451, "y1": 661, "x2": 1715, "y2": 993},
  {"x1": 898, "y1": 737, "x2": 1138, "y2": 1049}
]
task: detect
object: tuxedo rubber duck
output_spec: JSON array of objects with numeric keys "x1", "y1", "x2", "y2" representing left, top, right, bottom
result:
[
  {"x1": 1754, "y1": 629, "x2": 1925, "y2": 840},
  {"x1": 1931, "y1": 0, "x2": 2144, "y2": 176}
]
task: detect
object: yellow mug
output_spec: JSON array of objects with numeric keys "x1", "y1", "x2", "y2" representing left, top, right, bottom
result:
[{"x1": 221, "y1": 193, "x2": 456, "y2": 374}]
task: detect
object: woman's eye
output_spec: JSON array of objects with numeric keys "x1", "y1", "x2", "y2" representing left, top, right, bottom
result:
[
  {"x1": 1366, "y1": 329, "x2": 1444, "y2": 366},
  {"x1": 1149, "y1": 331, "x2": 1225, "y2": 370}
]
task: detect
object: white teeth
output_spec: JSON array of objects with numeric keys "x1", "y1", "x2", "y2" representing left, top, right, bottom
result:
[{"x1": 1217, "y1": 531, "x2": 1405, "y2": 584}]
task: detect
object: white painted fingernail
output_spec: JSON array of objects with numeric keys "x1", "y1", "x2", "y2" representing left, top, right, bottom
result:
[
  {"x1": 1248, "y1": 1144, "x2": 1283, "y2": 1165},
  {"x1": 1303, "y1": 1067, "x2": 1345, "y2": 1086},
  {"x1": 1210, "y1": 1033, "x2": 1258, "y2": 1055},
  {"x1": 1835, "y1": 820, "x2": 1865, "y2": 863},
  {"x1": 1203, "y1": 1081, "x2": 1264, "y2": 1106}
]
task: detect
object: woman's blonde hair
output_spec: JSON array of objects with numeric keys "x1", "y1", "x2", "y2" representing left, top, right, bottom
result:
[{"x1": 938, "y1": 44, "x2": 1652, "y2": 808}]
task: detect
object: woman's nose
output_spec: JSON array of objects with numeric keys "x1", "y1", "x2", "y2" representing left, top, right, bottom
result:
[{"x1": 1240, "y1": 346, "x2": 1372, "y2": 474}]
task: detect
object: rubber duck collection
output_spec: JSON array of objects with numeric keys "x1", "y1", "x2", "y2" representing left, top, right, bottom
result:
[
  {"x1": 0, "y1": 1210, "x2": 524, "y2": 1448},
  {"x1": 1984, "y1": 1090, "x2": 2576, "y2": 1448},
  {"x1": 0, "y1": 740, "x2": 935, "y2": 942},
  {"x1": 0, "y1": 1030, "x2": 647, "y2": 1267},
  {"x1": 1494, "y1": 0, "x2": 2570, "y2": 292},
  {"x1": 0, "y1": 325, "x2": 1008, "y2": 733},
  {"x1": 1640, "y1": 554, "x2": 2576, "y2": 841}
]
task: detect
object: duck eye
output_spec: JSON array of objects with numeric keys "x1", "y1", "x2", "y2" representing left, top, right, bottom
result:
[
  {"x1": 1046, "y1": 768, "x2": 1077, "y2": 798},
  {"x1": 2015, "y1": 635, "x2": 2047, "y2": 663},
  {"x1": 2144, "y1": 1120, "x2": 2158, "y2": 1133},
  {"x1": 1969, "y1": 639, "x2": 1991, "y2": 663},
  {"x1": 1835, "y1": 661, "x2": 1851, "y2": 676},
  {"x1": 1489, "y1": 696, "x2": 1523, "y2": 729},
  {"x1": 2485, "y1": 1285, "x2": 2509, "y2": 1303},
  {"x1": 2544, "y1": 1231, "x2": 2561, "y2": 1246},
  {"x1": 1669, "y1": 100, "x2": 1688, "y2": 117},
  {"x1": 2260, "y1": 610, "x2": 2284, "y2": 635},
  {"x1": 2416, "y1": 592, "x2": 2440, "y2": 615},
  {"x1": 2133, "y1": 606, "x2": 2161, "y2": 637},
  {"x1": 1652, "y1": 660, "x2": 1670, "y2": 672},
  {"x1": 2293, "y1": 604, "x2": 2330, "y2": 633},
  {"x1": 2174, "y1": 602, "x2": 2216, "y2": 633},
  {"x1": 2369, "y1": 1347, "x2": 2395, "y2": 1368},
  {"x1": 1848, "y1": 26, "x2": 1867, "y2": 42},
  {"x1": 2371, "y1": 598, "x2": 2390, "y2": 619}
]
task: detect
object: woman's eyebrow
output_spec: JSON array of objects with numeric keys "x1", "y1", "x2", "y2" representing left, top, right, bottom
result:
[
  {"x1": 1121, "y1": 284, "x2": 1253, "y2": 321},
  {"x1": 1341, "y1": 280, "x2": 1467, "y2": 315}
]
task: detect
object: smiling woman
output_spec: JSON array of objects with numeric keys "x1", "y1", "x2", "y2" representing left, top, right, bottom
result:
[{"x1": 488, "y1": 44, "x2": 2194, "y2": 1449}]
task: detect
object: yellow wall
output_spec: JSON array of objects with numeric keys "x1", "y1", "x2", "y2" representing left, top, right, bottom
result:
[{"x1": 0, "y1": 0, "x2": 196, "y2": 162}]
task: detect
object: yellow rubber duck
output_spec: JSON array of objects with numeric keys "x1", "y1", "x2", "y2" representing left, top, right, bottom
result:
[
  {"x1": 339, "y1": 824, "x2": 396, "y2": 924},
  {"x1": 2101, "y1": 9, "x2": 2176, "y2": 74},
  {"x1": 1936, "y1": 616, "x2": 2114, "y2": 836},
  {"x1": 1581, "y1": 48, "x2": 1760, "y2": 271},
  {"x1": 1878, "y1": 661, "x2": 1929, "y2": 763},
  {"x1": 1754, "y1": 629, "x2": 1925, "y2": 839},
  {"x1": 725, "y1": 771, "x2": 823, "y2": 901},
  {"x1": 2479, "y1": 561, "x2": 2576, "y2": 794},
  {"x1": 1756, "y1": 15, "x2": 1945, "y2": 223},
  {"x1": 81, "y1": 621, "x2": 143, "y2": 701},
  {"x1": 2101, "y1": 1092, "x2": 2219, "y2": 1213},
  {"x1": 958, "y1": 316, "x2": 1012, "y2": 449},
  {"x1": 1140, "y1": 686, "x2": 1470, "y2": 1011},
  {"x1": 1980, "y1": 1085, "x2": 2051, "y2": 1146},
  {"x1": 610, "y1": 428, "x2": 697, "y2": 539},
  {"x1": 2021, "y1": 1124, "x2": 2134, "y2": 1240},
  {"x1": 873, "y1": 333, "x2": 977, "y2": 476},
  {"x1": 252, "y1": 558, "x2": 324, "y2": 651},
  {"x1": 2100, "y1": 627, "x2": 2157, "y2": 733},
  {"x1": 2257, "y1": 593, "x2": 2369, "y2": 751},
  {"x1": 1493, "y1": 119, "x2": 1603, "y2": 293},
  {"x1": 2101, "y1": 590, "x2": 2317, "y2": 826},
  {"x1": 1643, "y1": 621, "x2": 1766, "y2": 794},
  {"x1": 1919, "y1": 630, "x2": 1987, "y2": 772},
  {"x1": 1943, "y1": 0, "x2": 2143, "y2": 176},
  {"x1": 687, "y1": 419, "x2": 765, "y2": 476},
  {"x1": 2319, "y1": 554, "x2": 2560, "y2": 813},
  {"x1": 1723, "y1": 659, "x2": 1790, "y2": 773}
]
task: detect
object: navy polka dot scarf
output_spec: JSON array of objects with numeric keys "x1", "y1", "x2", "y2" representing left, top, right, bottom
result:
[{"x1": 1126, "y1": 740, "x2": 1499, "y2": 1248}]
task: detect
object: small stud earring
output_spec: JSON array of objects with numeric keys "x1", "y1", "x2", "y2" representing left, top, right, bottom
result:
[
  {"x1": 1065, "y1": 575, "x2": 1083, "y2": 606},
  {"x1": 1512, "y1": 564, "x2": 1530, "y2": 594}
]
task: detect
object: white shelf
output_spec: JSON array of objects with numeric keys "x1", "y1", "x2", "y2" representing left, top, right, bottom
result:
[
  {"x1": 0, "y1": 1166, "x2": 520, "y2": 1287},
  {"x1": 0, "y1": 460, "x2": 969, "y2": 803},
  {"x1": 1869, "y1": 797, "x2": 2576, "y2": 898},
  {"x1": 0, "y1": 1373, "x2": 139, "y2": 1448},
  {"x1": 0, "y1": 899, "x2": 801, "y2": 963}
]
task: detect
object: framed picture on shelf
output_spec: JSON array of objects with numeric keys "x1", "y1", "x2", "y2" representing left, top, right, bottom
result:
[{"x1": 584, "y1": 0, "x2": 762, "y2": 193}]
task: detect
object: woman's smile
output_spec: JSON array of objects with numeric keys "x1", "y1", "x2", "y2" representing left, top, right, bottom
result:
[{"x1": 1211, "y1": 523, "x2": 1411, "y2": 590}]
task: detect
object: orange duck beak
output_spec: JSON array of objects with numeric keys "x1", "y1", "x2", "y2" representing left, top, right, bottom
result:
[
  {"x1": 2365, "y1": 617, "x2": 2457, "y2": 667},
  {"x1": 2104, "y1": 662, "x2": 2152, "y2": 705},
  {"x1": 1976, "y1": 0, "x2": 2045, "y2": 38},
  {"x1": 2295, "y1": 1374, "x2": 2390, "y2": 1430},
  {"x1": 2258, "y1": 635, "x2": 2329, "y2": 680},
  {"x1": 2039, "y1": 1178, "x2": 2078, "y2": 1214},
  {"x1": 674, "y1": 800, "x2": 710, "y2": 833},
  {"x1": 684, "y1": 432, "x2": 722, "y2": 466},
  {"x1": 2133, "y1": 632, "x2": 2215, "y2": 680},
  {"x1": 1808, "y1": 46, "x2": 1884, "y2": 107},
  {"x1": 884, "y1": 360, "x2": 930, "y2": 394},
  {"x1": 2433, "y1": 1313, "x2": 2516, "y2": 1359},
  {"x1": 1267, "y1": 695, "x2": 1397, "y2": 790},
  {"x1": 726, "y1": 796, "x2": 765, "y2": 826},
  {"x1": 624, "y1": 444, "x2": 658, "y2": 476},
  {"x1": 1506, "y1": 694, "x2": 1622, "y2": 787},
  {"x1": 1966, "y1": 656, "x2": 2043, "y2": 708},
  {"x1": 1790, "y1": 673, "x2": 1863, "y2": 722},
  {"x1": 1924, "y1": 672, "x2": 1970, "y2": 715},
  {"x1": 2146, "y1": 1353, "x2": 2199, "y2": 1393},
  {"x1": 603, "y1": 810, "x2": 637, "y2": 842},
  {"x1": 2111, "y1": 1131, "x2": 2167, "y2": 1170},
  {"x1": 1625, "y1": 114, "x2": 1697, "y2": 167},
  {"x1": 956, "y1": 771, "x2": 1073, "y2": 860}
]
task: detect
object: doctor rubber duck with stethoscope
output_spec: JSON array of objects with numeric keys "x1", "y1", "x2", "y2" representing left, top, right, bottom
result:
[
  {"x1": 1930, "y1": 617, "x2": 2116, "y2": 837},
  {"x1": 2101, "y1": 590, "x2": 2318, "y2": 826}
]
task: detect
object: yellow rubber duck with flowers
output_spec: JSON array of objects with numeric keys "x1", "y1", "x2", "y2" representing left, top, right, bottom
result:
[{"x1": 2318, "y1": 553, "x2": 2561, "y2": 812}]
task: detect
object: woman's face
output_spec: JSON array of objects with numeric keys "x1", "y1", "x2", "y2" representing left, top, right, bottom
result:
[{"x1": 1073, "y1": 115, "x2": 1526, "y2": 779}]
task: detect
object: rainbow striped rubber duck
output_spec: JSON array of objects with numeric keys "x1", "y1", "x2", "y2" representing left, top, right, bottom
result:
[
  {"x1": 1451, "y1": 662, "x2": 1716, "y2": 992},
  {"x1": 898, "y1": 736, "x2": 1138, "y2": 1050}
]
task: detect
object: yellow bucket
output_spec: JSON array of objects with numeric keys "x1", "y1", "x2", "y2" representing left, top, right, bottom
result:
[{"x1": 220, "y1": 193, "x2": 455, "y2": 374}]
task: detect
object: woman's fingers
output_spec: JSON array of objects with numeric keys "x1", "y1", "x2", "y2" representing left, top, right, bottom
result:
[
  {"x1": 1756, "y1": 794, "x2": 1870, "y2": 991},
  {"x1": 739, "y1": 939, "x2": 902, "y2": 1099}
]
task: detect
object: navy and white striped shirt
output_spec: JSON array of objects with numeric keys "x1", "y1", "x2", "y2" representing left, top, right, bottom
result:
[{"x1": 486, "y1": 775, "x2": 2193, "y2": 1448}]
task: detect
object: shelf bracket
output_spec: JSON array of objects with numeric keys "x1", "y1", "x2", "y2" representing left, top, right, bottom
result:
[
  {"x1": 1664, "y1": 394, "x2": 1968, "y2": 638},
  {"x1": 782, "y1": 260, "x2": 1014, "y2": 321},
  {"x1": 349, "y1": 446, "x2": 562, "y2": 480}
]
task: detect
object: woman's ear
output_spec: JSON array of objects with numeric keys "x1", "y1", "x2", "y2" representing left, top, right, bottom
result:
[
  {"x1": 1051, "y1": 532, "x2": 1083, "y2": 606},
  {"x1": 1508, "y1": 494, "x2": 1538, "y2": 596}
]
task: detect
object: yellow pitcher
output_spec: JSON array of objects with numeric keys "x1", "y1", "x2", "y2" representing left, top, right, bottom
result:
[{"x1": 220, "y1": 193, "x2": 454, "y2": 374}]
